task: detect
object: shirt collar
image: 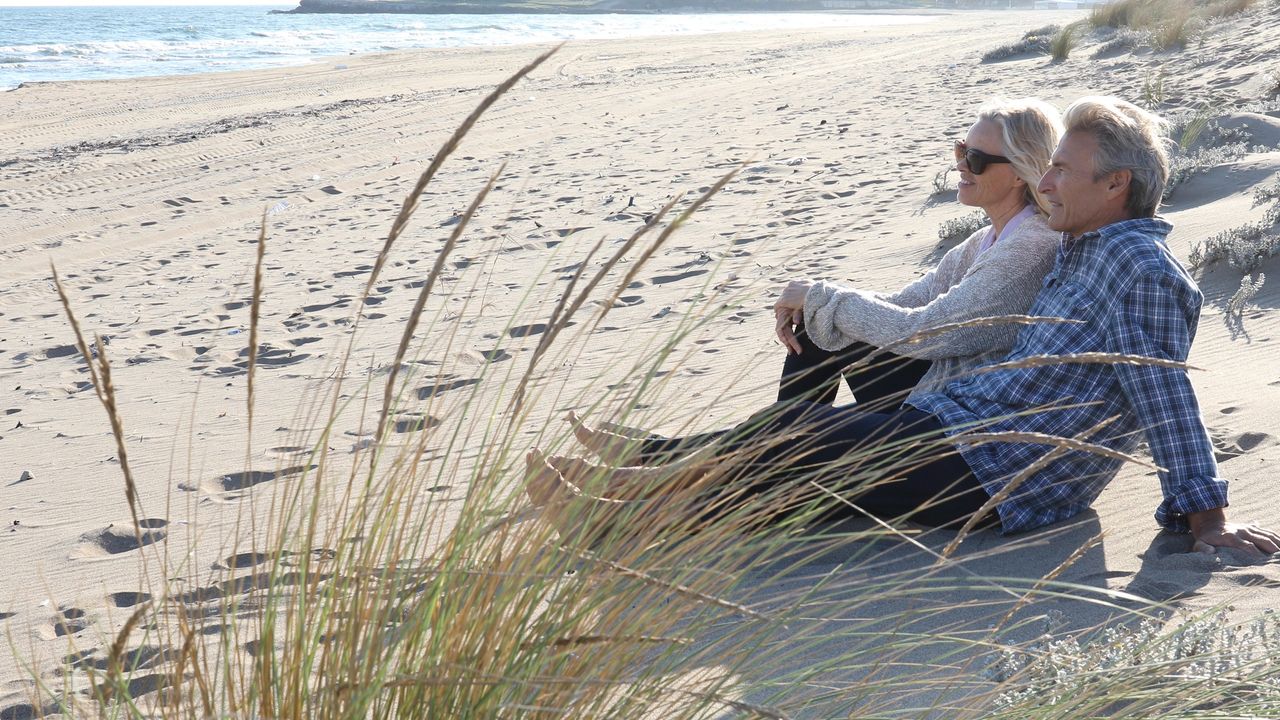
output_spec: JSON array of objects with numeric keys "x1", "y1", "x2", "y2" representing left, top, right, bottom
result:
[{"x1": 1061, "y1": 216, "x2": 1172, "y2": 252}]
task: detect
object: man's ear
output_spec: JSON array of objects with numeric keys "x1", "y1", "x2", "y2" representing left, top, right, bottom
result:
[{"x1": 1104, "y1": 169, "x2": 1132, "y2": 201}]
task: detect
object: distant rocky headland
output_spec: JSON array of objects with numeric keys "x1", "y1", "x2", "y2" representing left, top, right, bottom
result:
[{"x1": 273, "y1": 0, "x2": 919, "y2": 13}]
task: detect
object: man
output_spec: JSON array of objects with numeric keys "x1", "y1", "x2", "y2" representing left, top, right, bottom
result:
[{"x1": 896, "y1": 95, "x2": 1277, "y2": 554}]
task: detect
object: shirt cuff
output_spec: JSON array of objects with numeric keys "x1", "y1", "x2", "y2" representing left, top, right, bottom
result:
[{"x1": 1155, "y1": 476, "x2": 1229, "y2": 533}]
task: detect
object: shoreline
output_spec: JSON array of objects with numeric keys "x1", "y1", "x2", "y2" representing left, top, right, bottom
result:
[
  {"x1": 3, "y1": 13, "x2": 945, "y2": 94},
  {"x1": 0, "y1": 9, "x2": 953, "y2": 92}
]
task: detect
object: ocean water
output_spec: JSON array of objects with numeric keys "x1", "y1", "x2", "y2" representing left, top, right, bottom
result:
[{"x1": 0, "y1": 5, "x2": 936, "y2": 90}]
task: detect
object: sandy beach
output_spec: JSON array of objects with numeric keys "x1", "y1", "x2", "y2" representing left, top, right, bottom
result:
[{"x1": 3, "y1": 8, "x2": 1280, "y2": 715}]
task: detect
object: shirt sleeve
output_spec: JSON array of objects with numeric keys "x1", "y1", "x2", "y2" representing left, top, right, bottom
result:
[
  {"x1": 801, "y1": 229, "x2": 1047, "y2": 360},
  {"x1": 879, "y1": 229, "x2": 982, "y2": 309},
  {"x1": 1106, "y1": 273, "x2": 1228, "y2": 533}
]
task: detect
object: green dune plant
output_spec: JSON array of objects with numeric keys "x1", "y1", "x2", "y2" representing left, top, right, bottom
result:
[
  {"x1": 1050, "y1": 22, "x2": 1087, "y2": 62},
  {"x1": 25, "y1": 49, "x2": 1280, "y2": 720}
]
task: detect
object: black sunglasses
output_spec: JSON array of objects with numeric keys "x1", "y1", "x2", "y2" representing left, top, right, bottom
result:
[{"x1": 954, "y1": 140, "x2": 1012, "y2": 175}]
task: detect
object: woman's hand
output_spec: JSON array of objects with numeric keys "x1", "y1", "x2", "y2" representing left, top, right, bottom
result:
[
  {"x1": 773, "y1": 280, "x2": 811, "y2": 354},
  {"x1": 775, "y1": 307, "x2": 804, "y2": 354},
  {"x1": 775, "y1": 280, "x2": 812, "y2": 312}
]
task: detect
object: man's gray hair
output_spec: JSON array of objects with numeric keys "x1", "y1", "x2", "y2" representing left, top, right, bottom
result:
[
  {"x1": 1062, "y1": 96, "x2": 1171, "y2": 218},
  {"x1": 977, "y1": 97, "x2": 1064, "y2": 216}
]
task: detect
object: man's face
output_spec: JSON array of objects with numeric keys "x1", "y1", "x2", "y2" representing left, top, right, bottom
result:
[{"x1": 1037, "y1": 130, "x2": 1117, "y2": 236}]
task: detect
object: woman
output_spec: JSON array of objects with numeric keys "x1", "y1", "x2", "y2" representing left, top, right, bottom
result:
[
  {"x1": 772, "y1": 97, "x2": 1065, "y2": 413},
  {"x1": 528, "y1": 97, "x2": 1066, "y2": 534}
]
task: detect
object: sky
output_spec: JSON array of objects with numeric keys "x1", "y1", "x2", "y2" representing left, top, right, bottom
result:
[{"x1": 0, "y1": 0, "x2": 291, "y2": 5}]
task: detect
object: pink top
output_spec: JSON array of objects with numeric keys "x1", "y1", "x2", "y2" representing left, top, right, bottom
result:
[{"x1": 978, "y1": 204, "x2": 1038, "y2": 255}]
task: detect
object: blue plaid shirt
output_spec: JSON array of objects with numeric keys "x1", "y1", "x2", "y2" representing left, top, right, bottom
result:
[{"x1": 909, "y1": 217, "x2": 1227, "y2": 534}]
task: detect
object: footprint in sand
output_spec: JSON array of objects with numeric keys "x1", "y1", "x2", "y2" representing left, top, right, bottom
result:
[
  {"x1": 95, "y1": 673, "x2": 171, "y2": 703},
  {"x1": 76, "y1": 519, "x2": 168, "y2": 557},
  {"x1": 217, "y1": 551, "x2": 275, "y2": 570},
  {"x1": 458, "y1": 348, "x2": 510, "y2": 365},
  {"x1": 44, "y1": 607, "x2": 90, "y2": 638},
  {"x1": 393, "y1": 412, "x2": 441, "y2": 434},
  {"x1": 185, "y1": 464, "x2": 314, "y2": 493},
  {"x1": 106, "y1": 591, "x2": 152, "y2": 608},
  {"x1": 1210, "y1": 428, "x2": 1274, "y2": 462},
  {"x1": 173, "y1": 569, "x2": 314, "y2": 605},
  {"x1": 266, "y1": 445, "x2": 312, "y2": 459},
  {"x1": 208, "y1": 344, "x2": 311, "y2": 376},
  {"x1": 67, "y1": 646, "x2": 171, "y2": 675},
  {"x1": 0, "y1": 701, "x2": 62, "y2": 720},
  {"x1": 416, "y1": 376, "x2": 480, "y2": 400},
  {"x1": 650, "y1": 269, "x2": 708, "y2": 285},
  {"x1": 508, "y1": 323, "x2": 548, "y2": 338}
]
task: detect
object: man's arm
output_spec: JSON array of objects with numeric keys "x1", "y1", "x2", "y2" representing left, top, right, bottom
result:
[{"x1": 1109, "y1": 273, "x2": 1277, "y2": 555}]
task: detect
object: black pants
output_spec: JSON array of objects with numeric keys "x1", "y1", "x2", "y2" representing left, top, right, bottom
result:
[
  {"x1": 635, "y1": 402, "x2": 990, "y2": 529},
  {"x1": 777, "y1": 325, "x2": 933, "y2": 409},
  {"x1": 628, "y1": 328, "x2": 987, "y2": 528}
]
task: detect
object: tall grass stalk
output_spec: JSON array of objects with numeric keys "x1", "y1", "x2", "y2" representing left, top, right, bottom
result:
[{"x1": 33, "y1": 50, "x2": 1280, "y2": 720}]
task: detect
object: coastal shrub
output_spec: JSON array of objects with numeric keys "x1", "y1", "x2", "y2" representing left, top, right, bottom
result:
[
  {"x1": 981, "y1": 24, "x2": 1059, "y2": 62},
  {"x1": 938, "y1": 210, "x2": 989, "y2": 244},
  {"x1": 931, "y1": 164, "x2": 954, "y2": 195},
  {"x1": 1163, "y1": 140, "x2": 1251, "y2": 200},
  {"x1": 1227, "y1": 272, "x2": 1266, "y2": 318},
  {"x1": 1253, "y1": 176, "x2": 1280, "y2": 206},
  {"x1": 989, "y1": 609, "x2": 1280, "y2": 714},
  {"x1": 1188, "y1": 204, "x2": 1280, "y2": 271},
  {"x1": 1092, "y1": 27, "x2": 1150, "y2": 56}
]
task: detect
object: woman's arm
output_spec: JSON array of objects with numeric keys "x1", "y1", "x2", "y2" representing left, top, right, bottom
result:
[{"x1": 802, "y1": 218, "x2": 1059, "y2": 359}]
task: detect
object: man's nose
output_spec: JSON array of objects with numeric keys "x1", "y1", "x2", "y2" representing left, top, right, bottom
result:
[{"x1": 1037, "y1": 170, "x2": 1053, "y2": 196}]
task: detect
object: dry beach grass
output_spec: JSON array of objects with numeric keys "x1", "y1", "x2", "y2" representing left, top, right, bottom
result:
[{"x1": 2, "y1": 4, "x2": 1280, "y2": 717}]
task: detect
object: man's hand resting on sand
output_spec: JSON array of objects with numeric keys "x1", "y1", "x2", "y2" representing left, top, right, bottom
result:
[{"x1": 1189, "y1": 508, "x2": 1280, "y2": 556}]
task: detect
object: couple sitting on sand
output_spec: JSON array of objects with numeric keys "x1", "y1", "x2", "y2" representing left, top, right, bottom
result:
[{"x1": 526, "y1": 95, "x2": 1280, "y2": 557}]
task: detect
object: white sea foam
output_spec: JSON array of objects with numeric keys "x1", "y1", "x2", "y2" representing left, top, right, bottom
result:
[{"x1": 1, "y1": 6, "x2": 937, "y2": 90}]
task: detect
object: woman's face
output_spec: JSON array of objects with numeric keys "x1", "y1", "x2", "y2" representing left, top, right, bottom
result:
[{"x1": 955, "y1": 118, "x2": 1024, "y2": 211}]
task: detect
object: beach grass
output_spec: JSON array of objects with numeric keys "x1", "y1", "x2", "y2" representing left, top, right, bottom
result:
[
  {"x1": 25, "y1": 48, "x2": 1280, "y2": 720},
  {"x1": 1088, "y1": 0, "x2": 1258, "y2": 48},
  {"x1": 1049, "y1": 22, "x2": 1086, "y2": 62}
]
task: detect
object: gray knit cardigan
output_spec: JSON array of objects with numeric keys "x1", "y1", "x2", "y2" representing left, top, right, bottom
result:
[{"x1": 802, "y1": 212, "x2": 1061, "y2": 407}]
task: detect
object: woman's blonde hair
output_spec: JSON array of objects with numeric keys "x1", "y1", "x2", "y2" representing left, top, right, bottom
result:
[{"x1": 977, "y1": 97, "x2": 1065, "y2": 215}]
